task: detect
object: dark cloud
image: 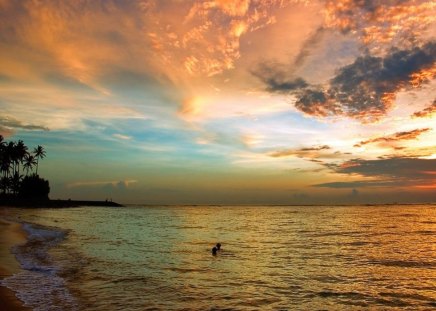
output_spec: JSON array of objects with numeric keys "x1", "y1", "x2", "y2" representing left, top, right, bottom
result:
[
  {"x1": 327, "y1": 42, "x2": 436, "y2": 120},
  {"x1": 314, "y1": 157, "x2": 436, "y2": 188},
  {"x1": 354, "y1": 128, "x2": 431, "y2": 147},
  {"x1": 291, "y1": 27, "x2": 326, "y2": 69},
  {"x1": 269, "y1": 145, "x2": 342, "y2": 163},
  {"x1": 0, "y1": 115, "x2": 49, "y2": 131},
  {"x1": 300, "y1": 145, "x2": 331, "y2": 151},
  {"x1": 256, "y1": 42, "x2": 436, "y2": 122},
  {"x1": 252, "y1": 63, "x2": 308, "y2": 93},
  {"x1": 413, "y1": 99, "x2": 436, "y2": 118},
  {"x1": 313, "y1": 180, "x2": 408, "y2": 188},
  {"x1": 294, "y1": 88, "x2": 334, "y2": 117},
  {"x1": 337, "y1": 157, "x2": 435, "y2": 180}
]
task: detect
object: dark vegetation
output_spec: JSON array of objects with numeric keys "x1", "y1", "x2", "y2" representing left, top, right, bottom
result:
[
  {"x1": 0, "y1": 135, "x2": 123, "y2": 207},
  {"x1": 0, "y1": 135, "x2": 49, "y2": 201}
]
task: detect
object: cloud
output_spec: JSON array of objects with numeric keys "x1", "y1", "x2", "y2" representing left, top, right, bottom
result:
[
  {"x1": 313, "y1": 180, "x2": 409, "y2": 188},
  {"x1": 323, "y1": 0, "x2": 436, "y2": 53},
  {"x1": 270, "y1": 145, "x2": 340, "y2": 160},
  {"x1": 252, "y1": 64, "x2": 308, "y2": 92},
  {"x1": 112, "y1": 133, "x2": 132, "y2": 140},
  {"x1": 67, "y1": 179, "x2": 137, "y2": 189},
  {"x1": 335, "y1": 157, "x2": 436, "y2": 182},
  {"x1": 354, "y1": 128, "x2": 432, "y2": 147},
  {"x1": 291, "y1": 27, "x2": 326, "y2": 69},
  {"x1": 321, "y1": 157, "x2": 436, "y2": 188},
  {"x1": 0, "y1": 115, "x2": 49, "y2": 134},
  {"x1": 152, "y1": 0, "x2": 293, "y2": 78},
  {"x1": 413, "y1": 98, "x2": 436, "y2": 118},
  {"x1": 256, "y1": 42, "x2": 436, "y2": 122}
]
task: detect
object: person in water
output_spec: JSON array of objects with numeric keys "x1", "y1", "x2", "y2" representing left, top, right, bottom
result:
[{"x1": 212, "y1": 242, "x2": 221, "y2": 255}]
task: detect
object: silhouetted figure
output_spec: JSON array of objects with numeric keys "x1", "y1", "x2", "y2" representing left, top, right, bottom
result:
[
  {"x1": 212, "y1": 246, "x2": 218, "y2": 255},
  {"x1": 216, "y1": 243, "x2": 221, "y2": 251}
]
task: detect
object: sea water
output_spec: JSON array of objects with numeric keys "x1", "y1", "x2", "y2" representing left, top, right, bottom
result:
[{"x1": 1, "y1": 205, "x2": 435, "y2": 310}]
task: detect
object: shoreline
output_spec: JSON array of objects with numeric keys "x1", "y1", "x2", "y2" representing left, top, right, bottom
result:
[
  {"x1": 0, "y1": 198, "x2": 123, "y2": 208},
  {"x1": 0, "y1": 218, "x2": 31, "y2": 311}
]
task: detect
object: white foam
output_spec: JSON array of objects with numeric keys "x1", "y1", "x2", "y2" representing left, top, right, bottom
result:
[
  {"x1": 1, "y1": 271, "x2": 79, "y2": 311},
  {"x1": 22, "y1": 223, "x2": 66, "y2": 245},
  {"x1": 3, "y1": 222, "x2": 80, "y2": 310}
]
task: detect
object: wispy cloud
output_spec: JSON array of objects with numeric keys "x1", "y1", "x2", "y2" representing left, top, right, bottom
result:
[
  {"x1": 67, "y1": 179, "x2": 137, "y2": 189},
  {"x1": 270, "y1": 145, "x2": 331, "y2": 158},
  {"x1": 354, "y1": 128, "x2": 432, "y2": 148},
  {"x1": 413, "y1": 98, "x2": 436, "y2": 118},
  {"x1": 0, "y1": 115, "x2": 49, "y2": 137},
  {"x1": 268, "y1": 145, "x2": 352, "y2": 163},
  {"x1": 112, "y1": 133, "x2": 132, "y2": 140}
]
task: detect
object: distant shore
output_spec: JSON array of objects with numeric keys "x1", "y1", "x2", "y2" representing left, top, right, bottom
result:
[{"x1": 0, "y1": 198, "x2": 123, "y2": 208}]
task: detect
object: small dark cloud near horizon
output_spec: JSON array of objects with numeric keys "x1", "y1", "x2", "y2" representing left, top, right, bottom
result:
[
  {"x1": 255, "y1": 41, "x2": 436, "y2": 122},
  {"x1": 312, "y1": 180, "x2": 408, "y2": 189},
  {"x1": 354, "y1": 128, "x2": 431, "y2": 147},
  {"x1": 412, "y1": 99, "x2": 436, "y2": 118}
]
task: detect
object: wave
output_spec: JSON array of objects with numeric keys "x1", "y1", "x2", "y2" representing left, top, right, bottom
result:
[{"x1": 0, "y1": 222, "x2": 79, "y2": 311}]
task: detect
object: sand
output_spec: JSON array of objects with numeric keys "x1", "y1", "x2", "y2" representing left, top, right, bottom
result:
[{"x1": 0, "y1": 217, "x2": 32, "y2": 311}]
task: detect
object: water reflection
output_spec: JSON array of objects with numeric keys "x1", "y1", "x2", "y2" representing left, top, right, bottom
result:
[{"x1": 6, "y1": 205, "x2": 436, "y2": 310}]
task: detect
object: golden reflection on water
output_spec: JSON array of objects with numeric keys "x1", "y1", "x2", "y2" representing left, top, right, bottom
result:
[{"x1": 5, "y1": 205, "x2": 436, "y2": 310}]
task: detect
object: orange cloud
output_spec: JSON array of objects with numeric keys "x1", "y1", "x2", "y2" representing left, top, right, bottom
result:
[
  {"x1": 216, "y1": 0, "x2": 251, "y2": 16},
  {"x1": 354, "y1": 128, "x2": 432, "y2": 148},
  {"x1": 413, "y1": 99, "x2": 436, "y2": 118},
  {"x1": 324, "y1": 0, "x2": 436, "y2": 54}
]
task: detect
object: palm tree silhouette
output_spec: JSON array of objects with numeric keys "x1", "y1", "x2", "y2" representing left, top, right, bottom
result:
[
  {"x1": 23, "y1": 154, "x2": 37, "y2": 176},
  {"x1": 33, "y1": 145, "x2": 46, "y2": 176},
  {"x1": 15, "y1": 140, "x2": 28, "y2": 176},
  {"x1": 0, "y1": 138, "x2": 47, "y2": 197}
]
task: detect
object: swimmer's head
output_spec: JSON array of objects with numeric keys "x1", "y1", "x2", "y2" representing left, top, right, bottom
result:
[
  {"x1": 212, "y1": 246, "x2": 217, "y2": 255},
  {"x1": 216, "y1": 243, "x2": 221, "y2": 250}
]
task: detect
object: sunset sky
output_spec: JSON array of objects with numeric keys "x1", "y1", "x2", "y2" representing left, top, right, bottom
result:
[{"x1": 0, "y1": 0, "x2": 435, "y2": 204}]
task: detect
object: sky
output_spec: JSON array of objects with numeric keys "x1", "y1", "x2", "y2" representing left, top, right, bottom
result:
[{"x1": 0, "y1": 0, "x2": 435, "y2": 204}]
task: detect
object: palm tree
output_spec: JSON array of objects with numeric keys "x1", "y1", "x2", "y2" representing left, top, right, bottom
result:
[
  {"x1": 14, "y1": 140, "x2": 28, "y2": 175},
  {"x1": 5, "y1": 141, "x2": 15, "y2": 177},
  {"x1": 23, "y1": 154, "x2": 37, "y2": 176},
  {"x1": 33, "y1": 145, "x2": 46, "y2": 175},
  {"x1": 0, "y1": 135, "x2": 7, "y2": 179}
]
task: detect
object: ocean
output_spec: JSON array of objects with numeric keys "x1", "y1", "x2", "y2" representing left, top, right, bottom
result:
[{"x1": 1, "y1": 205, "x2": 435, "y2": 310}]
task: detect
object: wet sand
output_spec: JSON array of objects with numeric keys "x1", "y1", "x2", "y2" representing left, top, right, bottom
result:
[{"x1": 0, "y1": 217, "x2": 31, "y2": 311}]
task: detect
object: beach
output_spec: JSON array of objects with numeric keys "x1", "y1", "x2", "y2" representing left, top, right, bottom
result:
[{"x1": 0, "y1": 215, "x2": 31, "y2": 311}]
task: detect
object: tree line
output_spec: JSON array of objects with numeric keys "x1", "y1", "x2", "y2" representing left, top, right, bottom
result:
[{"x1": 0, "y1": 135, "x2": 49, "y2": 199}]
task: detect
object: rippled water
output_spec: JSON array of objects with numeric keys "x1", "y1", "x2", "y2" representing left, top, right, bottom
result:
[{"x1": 1, "y1": 205, "x2": 435, "y2": 310}]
